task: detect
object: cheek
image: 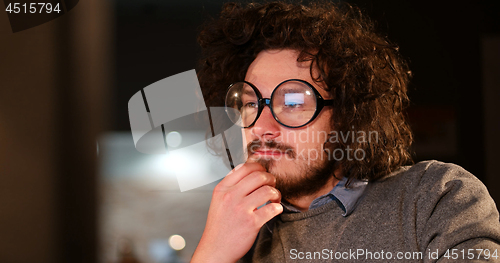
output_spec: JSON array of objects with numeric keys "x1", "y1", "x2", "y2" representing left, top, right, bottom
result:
[
  {"x1": 281, "y1": 130, "x2": 326, "y2": 151},
  {"x1": 316, "y1": 108, "x2": 333, "y2": 129},
  {"x1": 309, "y1": 110, "x2": 333, "y2": 142},
  {"x1": 242, "y1": 129, "x2": 252, "y2": 147}
]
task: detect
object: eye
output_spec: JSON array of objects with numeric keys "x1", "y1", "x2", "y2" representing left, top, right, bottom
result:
[{"x1": 244, "y1": 102, "x2": 258, "y2": 108}]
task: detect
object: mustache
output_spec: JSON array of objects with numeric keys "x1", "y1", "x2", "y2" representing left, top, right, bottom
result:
[{"x1": 247, "y1": 140, "x2": 296, "y2": 158}]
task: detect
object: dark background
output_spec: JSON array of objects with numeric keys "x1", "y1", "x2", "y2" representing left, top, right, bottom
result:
[{"x1": 1, "y1": 0, "x2": 499, "y2": 262}]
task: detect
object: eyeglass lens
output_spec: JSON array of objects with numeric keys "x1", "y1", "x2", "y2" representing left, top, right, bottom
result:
[{"x1": 225, "y1": 80, "x2": 318, "y2": 128}]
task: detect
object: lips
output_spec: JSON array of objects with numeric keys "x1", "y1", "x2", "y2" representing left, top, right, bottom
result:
[
  {"x1": 250, "y1": 147, "x2": 289, "y2": 160},
  {"x1": 247, "y1": 140, "x2": 296, "y2": 159}
]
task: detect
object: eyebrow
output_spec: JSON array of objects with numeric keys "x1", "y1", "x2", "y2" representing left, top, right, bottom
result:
[
  {"x1": 276, "y1": 87, "x2": 304, "y2": 94},
  {"x1": 241, "y1": 87, "x2": 256, "y2": 96}
]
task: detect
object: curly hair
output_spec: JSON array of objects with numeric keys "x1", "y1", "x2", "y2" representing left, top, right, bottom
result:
[{"x1": 197, "y1": 1, "x2": 413, "y2": 183}]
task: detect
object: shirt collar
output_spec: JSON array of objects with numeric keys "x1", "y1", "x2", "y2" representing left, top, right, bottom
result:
[{"x1": 281, "y1": 177, "x2": 368, "y2": 217}]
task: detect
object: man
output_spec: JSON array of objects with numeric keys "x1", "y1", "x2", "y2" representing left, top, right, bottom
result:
[{"x1": 191, "y1": 1, "x2": 500, "y2": 262}]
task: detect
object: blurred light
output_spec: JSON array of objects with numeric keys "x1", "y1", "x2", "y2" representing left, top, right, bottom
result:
[
  {"x1": 168, "y1": 234, "x2": 186, "y2": 251},
  {"x1": 305, "y1": 90, "x2": 311, "y2": 95},
  {"x1": 166, "y1": 131, "x2": 182, "y2": 148},
  {"x1": 164, "y1": 151, "x2": 190, "y2": 174}
]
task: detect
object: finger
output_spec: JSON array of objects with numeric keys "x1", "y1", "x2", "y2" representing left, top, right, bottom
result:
[
  {"x1": 220, "y1": 162, "x2": 266, "y2": 187},
  {"x1": 254, "y1": 202, "x2": 283, "y2": 226},
  {"x1": 235, "y1": 170, "x2": 276, "y2": 197},
  {"x1": 244, "y1": 185, "x2": 281, "y2": 210}
]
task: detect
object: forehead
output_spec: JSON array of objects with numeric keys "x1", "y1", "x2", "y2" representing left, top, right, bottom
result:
[{"x1": 244, "y1": 49, "x2": 327, "y2": 97}]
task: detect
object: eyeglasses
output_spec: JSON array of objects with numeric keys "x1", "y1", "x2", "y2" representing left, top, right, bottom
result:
[{"x1": 225, "y1": 79, "x2": 333, "y2": 128}]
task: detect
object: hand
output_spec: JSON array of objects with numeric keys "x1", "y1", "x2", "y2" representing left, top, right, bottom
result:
[{"x1": 191, "y1": 162, "x2": 283, "y2": 263}]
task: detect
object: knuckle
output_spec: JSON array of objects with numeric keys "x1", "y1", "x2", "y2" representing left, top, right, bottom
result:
[
  {"x1": 213, "y1": 184, "x2": 223, "y2": 193},
  {"x1": 259, "y1": 172, "x2": 274, "y2": 185},
  {"x1": 241, "y1": 211, "x2": 257, "y2": 227},
  {"x1": 275, "y1": 188, "x2": 281, "y2": 198},
  {"x1": 268, "y1": 203, "x2": 282, "y2": 215},
  {"x1": 221, "y1": 191, "x2": 234, "y2": 204},
  {"x1": 263, "y1": 185, "x2": 275, "y2": 195},
  {"x1": 236, "y1": 163, "x2": 248, "y2": 174},
  {"x1": 263, "y1": 173, "x2": 275, "y2": 185},
  {"x1": 253, "y1": 186, "x2": 278, "y2": 201},
  {"x1": 268, "y1": 204, "x2": 277, "y2": 214},
  {"x1": 248, "y1": 162, "x2": 261, "y2": 170},
  {"x1": 259, "y1": 173, "x2": 269, "y2": 184},
  {"x1": 249, "y1": 171, "x2": 267, "y2": 185},
  {"x1": 212, "y1": 184, "x2": 226, "y2": 196},
  {"x1": 265, "y1": 185, "x2": 278, "y2": 197}
]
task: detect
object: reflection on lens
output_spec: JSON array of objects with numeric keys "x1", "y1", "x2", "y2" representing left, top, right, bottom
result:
[
  {"x1": 272, "y1": 80, "x2": 317, "y2": 127},
  {"x1": 284, "y1": 93, "x2": 304, "y2": 106}
]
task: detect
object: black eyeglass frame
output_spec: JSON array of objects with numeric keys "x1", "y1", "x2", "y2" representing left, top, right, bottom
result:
[{"x1": 225, "y1": 79, "x2": 334, "y2": 129}]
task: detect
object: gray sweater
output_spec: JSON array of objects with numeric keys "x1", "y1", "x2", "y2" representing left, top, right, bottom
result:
[{"x1": 238, "y1": 161, "x2": 500, "y2": 262}]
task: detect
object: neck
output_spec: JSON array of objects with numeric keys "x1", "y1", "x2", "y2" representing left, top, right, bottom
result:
[{"x1": 285, "y1": 170, "x2": 342, "y2": 212}]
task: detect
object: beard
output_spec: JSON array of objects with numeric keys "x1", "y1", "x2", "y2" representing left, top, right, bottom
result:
[{"x1": 247, "y1": 140, "x2": 336, "y2": 201}]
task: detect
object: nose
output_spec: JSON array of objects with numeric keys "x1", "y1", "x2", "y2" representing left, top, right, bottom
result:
[{"x1": 250, "y1": 106, "x2": 281, "y2": 141}]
